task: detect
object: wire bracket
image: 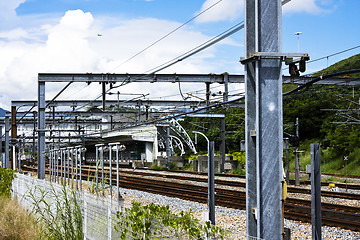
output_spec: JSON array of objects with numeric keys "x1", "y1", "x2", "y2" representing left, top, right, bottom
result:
[{"x1": 240, "y1": 52, "x2": 310, "y2": 78}]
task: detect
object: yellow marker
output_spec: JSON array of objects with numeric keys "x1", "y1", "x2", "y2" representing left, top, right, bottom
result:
[
  {"x1": 282, "y1": 180, "x2": 288, "y2": 200},
  {"x1": 329, "y1": 183, "x2": 335, "y2": 189}
]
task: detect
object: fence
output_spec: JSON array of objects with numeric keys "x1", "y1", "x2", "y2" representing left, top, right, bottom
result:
[
  {"x1": 11, "y1": 173, "x2": 229, "y2": 239},
  {"x1": 11, "y1": 173, "x2": 123, "y2": 240}
]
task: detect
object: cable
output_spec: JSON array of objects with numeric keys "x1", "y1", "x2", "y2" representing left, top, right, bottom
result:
[
  {"x1": 283, "y1": 68, "x2": 360, "y2": 96},
  {"x1": 282, "y1": 45, "x2": 360, "y2": 71},
  {"x1": 66, "y1": 0, "x2": 292, "y2": 112},
  {"x1": 74, "y1": 22, "x2": 245, "y2": 111},
  {"x1": 143, "y1": 22, "x2": 244, "y2": 74},
  {"x1": 308, "y1": 45, "x2": 360, "y2": 65},
  {"x1": 110, "y1": 0, "x2": 224, "y2": 72}
]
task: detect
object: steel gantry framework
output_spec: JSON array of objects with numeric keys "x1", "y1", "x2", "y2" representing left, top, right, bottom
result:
[
  {"x1": 9, "y1": 71, "x2": 355, "y2": 179},
  {"x1": 36, "y1": 73, "x2": 242, "y2": 179}
]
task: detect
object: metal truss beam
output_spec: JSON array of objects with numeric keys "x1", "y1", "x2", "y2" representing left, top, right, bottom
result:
[
  {"x1": 38, "y1": 73, "x2": 360, "y2": 85},
  {"x1": 38, "y1": 73, "x2": 242, "y2": 83},
  {"x1": 14, "y1": 111, "x2": 186, "y2": 118},
  {"x1": 12, "y1": 99, "x2": 243, "y2": 109}
]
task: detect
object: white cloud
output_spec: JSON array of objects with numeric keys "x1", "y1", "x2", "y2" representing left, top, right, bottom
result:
[
  {"x1": 195, "y1": 0, "x2": 333, "y2": 23},
  {"x1": 0, "y1": 9, "x2": 241, "y2": 109},
  {"x1": 0, "y1": 10, "x2": 101, "y2": 107},
  {"x1": 0, "y1": 0, "x2": 26, "y2": 28},
  {"x1": 283, "y1": 0, "x2": 330, "y2": 14},
  {"x1": 196, "y1": 0, "x2": 245, "y2": 23}
]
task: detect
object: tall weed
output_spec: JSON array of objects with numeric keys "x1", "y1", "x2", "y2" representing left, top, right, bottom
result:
[{"x1": 27, "y1": 183, "x2": 83, "y2": 240}]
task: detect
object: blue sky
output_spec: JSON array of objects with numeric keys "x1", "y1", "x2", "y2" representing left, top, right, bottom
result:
[{"x1": 0, "y1": 0, "x2": 359, "y2": 109}]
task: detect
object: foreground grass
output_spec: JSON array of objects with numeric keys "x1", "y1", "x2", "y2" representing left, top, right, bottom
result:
[{"x1": 0, "y1": 197, "x2": 45, "y2": 240}]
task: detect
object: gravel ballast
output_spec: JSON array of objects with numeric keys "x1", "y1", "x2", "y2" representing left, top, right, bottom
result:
[{"x1": 118, "y1": 187, "x2": 360, "y2": 240}]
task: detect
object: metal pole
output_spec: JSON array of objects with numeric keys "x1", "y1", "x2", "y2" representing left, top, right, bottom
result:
[
  {"x1": 244, "y1": 0, "x2": 283, "y2": 238},
  {"x1": 38, "y1": 81, "x2": 46, "y2": 179},
  {"x1": 102, "y1": 82, "x2": 106, "y2": 110},
  {"x1": 166, "y1": 126, "x2": 171, "y2": 169},
  {"x1": 206, "y1": 82, "x2": 211, "y2": 106},
  {"x1": 5, "y1": 116, "x2": 9, "y2": 168},
  {"x1": 223, "y1": 72, "x2": 229, "y2": 103},
  {"x1": 75, "y1": 147, "x2": 79, "y2": 190},
  {"x1": 60, "y1": 148, "x2": 64, "y2": 185},
  {"x1": 109, "y1": 144, "x2": 112, "y2": 197},
  {"x1": 0, "y1": 126, "x2": 2, "y2": 167},
  {"x1": 95, "y1": 144, "x2": 100, "y2": 193},
  {"x1": 32, "y1": 111, "x2": 36, "y2": 165},
  {"x1": 345, "y1": 156, "x2": 348, "y2": 191},
  {"x1": 56, "y1": 150, "x2": 59, "y2": 183},
  {"x1": 192, "y1": 131, "x2": 214, "y2": 224},
  {"x1": 65, "y1": 148, "x2": 69, "y2": 185},
  {"x1": 137, "y1": 100, "x2": 141, "y2": 123},
  {"x1": 220, "y1": 117, "x2": 226, "y2": 173},
  {"x1": 208, "y1": 141, "x2": 215, "y2": 225},
  {"x1": 285, "y1": 138, "x2": 290, "y2": 185},
  {"x1": 18, "y1": 140, "x2": 22, "y2": 172},
  {"x1": 12, "y1": 146, "x2": 16, "y2": 171},
  {"x1": 80, "y1": 147, "x2": 83, "y2": 193},
  {"x1": 70, "y1": 147, "x2": 74, "y2": 187},
  {"x1": 310, "y1": 143, "x2": 322, "y2": 240},
  {"x1": 295, "y1": 118, "x2": 300, "y2": 186},
  {"x1": 11, "y1": 106, "x2": 17, "y2": 170},
  {"x1": 101, "y1": 146, "x2": 104, "y2": 195},
  {"x1": 49, "y1": 149, "x2": 52, "y2": 182},
  {"x1": 116, "y1": 144, "x2": 120, "y2": 208}
]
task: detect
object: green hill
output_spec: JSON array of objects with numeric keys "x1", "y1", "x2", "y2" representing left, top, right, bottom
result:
[{"x1": 313, "y1": 53, "x2": 360, "y2": 78}]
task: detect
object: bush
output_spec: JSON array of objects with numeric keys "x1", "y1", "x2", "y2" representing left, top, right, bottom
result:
[
  {"x1": 115, "y1": 201, "x2": 228, "y2": 240},
  {"x1": 228, "y1": 152, "x2": 245, "y2": 168},
  {"x1": 0, "y1": 168, "x2": 16, "y2": 198},
  {"x1": 149, "y1": 163, "x2": 163, "y2": 170},
  {"x1": 231, "y1": 168, "x2": 245, "y2": 175}
]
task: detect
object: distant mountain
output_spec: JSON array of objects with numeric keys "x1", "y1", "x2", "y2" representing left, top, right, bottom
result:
[
  {"x1": 0, "y1": 107, "x2": 9, "y2": 117},
  {"x1": 313, "y1": 53, "x2": 360, "y2": 78}
]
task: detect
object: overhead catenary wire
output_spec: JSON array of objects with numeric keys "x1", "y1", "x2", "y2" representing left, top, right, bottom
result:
[
  {"x1": 307, "y1": 45, "x2": 360, "y2": 65},
  {"x1": 110, "y1": 0, "x2": 224, "y2": 72},
  {"x1": 143, "y1": 21, "x2": 245, "y2": 74},
  {"x1": 76, "y1": 0, "x2": 293, "y2": 110},
  {"x1": 72, "y1": 68, "x2": 360, "y2": 139},
  {"x1": 283, "y1": 45, "x2": 360, "y2": 71}
]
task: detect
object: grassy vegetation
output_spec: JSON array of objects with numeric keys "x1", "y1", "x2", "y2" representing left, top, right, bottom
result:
[
  {"x1": 313, "y1": 53, "x2": 360, "y2": 78},
  {"x1": 0, "y1": 197, "x2": 45, "y2": 240},
  {"x1": 287, "y1": 140, "x2": 360, "y2": 180}
]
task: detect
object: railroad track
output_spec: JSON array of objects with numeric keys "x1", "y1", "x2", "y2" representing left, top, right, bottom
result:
[
  {"x1": 82, "y1": 162, "x2": 360, "y2": 190},
  {"x1": 77, "y1": 165, "x2": 360, "y2": 200},
  {"x1": 21, "y1": 165, "x2": 360, "y2": 231}
]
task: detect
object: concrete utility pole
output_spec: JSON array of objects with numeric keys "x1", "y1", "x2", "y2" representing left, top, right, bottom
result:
[{"x1": 242, "y1": 0, "x2": 283, "y2": 239}]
